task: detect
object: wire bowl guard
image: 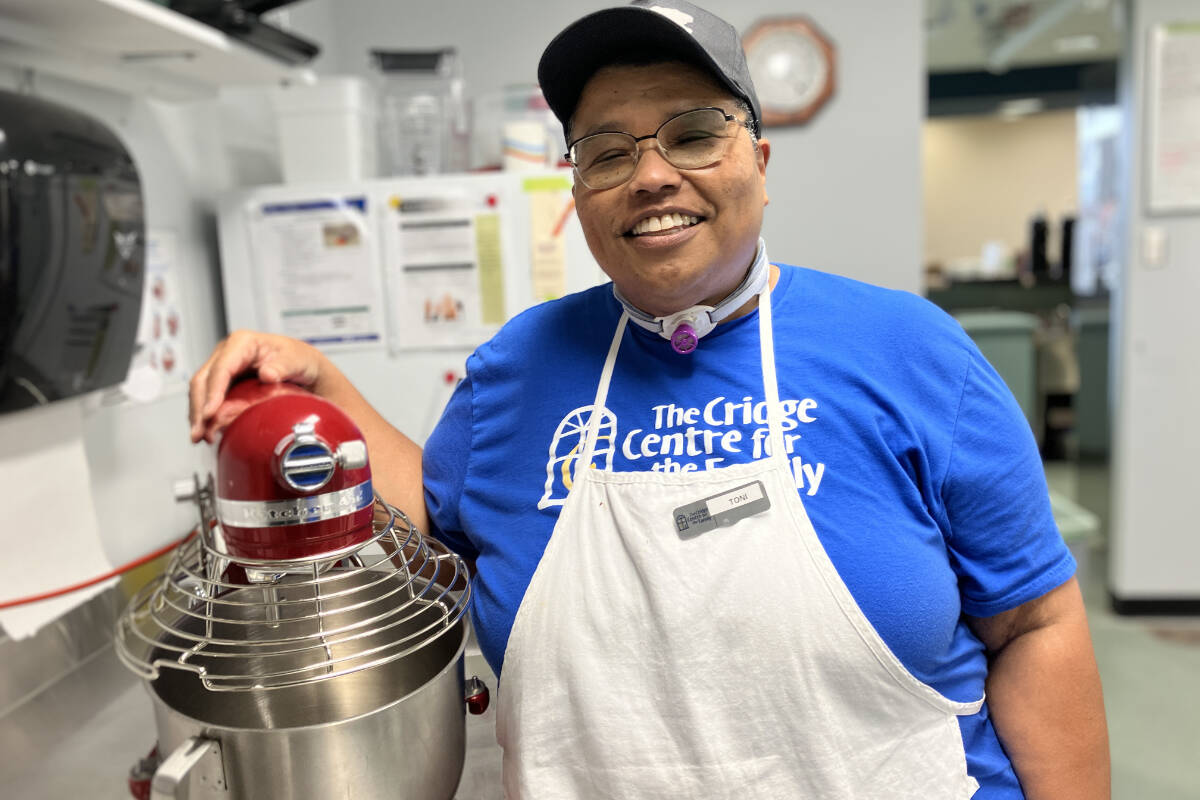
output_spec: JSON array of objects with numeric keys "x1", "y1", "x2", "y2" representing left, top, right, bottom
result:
[{"x1": 115, "y1": 476, "x2": 470, "y2": 695}]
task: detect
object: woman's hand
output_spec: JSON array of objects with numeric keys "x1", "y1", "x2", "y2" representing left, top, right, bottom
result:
[{"x1": 188, "y1": 330, "x2": 325, "y2": 443}]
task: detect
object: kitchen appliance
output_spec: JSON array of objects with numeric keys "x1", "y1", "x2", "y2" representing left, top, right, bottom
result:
[
  {"x1": 272, "y1": 77, "x2": 378, "y2": 183},
  {"x1": 0, "y1": 88, "x2": 145, "y2": 414},
  {"x1": 372, "y1": 48, "x2": 469, "y2": 176},
  {"x1": 115, "y1": 381, "x2": 485, "y2": 799}
]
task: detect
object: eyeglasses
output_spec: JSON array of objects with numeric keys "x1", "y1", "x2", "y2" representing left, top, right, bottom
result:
[{"x1": 566, "y1": 107, "x2": 750, "y2": 190}]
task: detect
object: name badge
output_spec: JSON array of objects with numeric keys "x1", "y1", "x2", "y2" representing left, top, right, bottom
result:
[{"x1": 672, "y1": 481, "x2": 770, "y2": 538}]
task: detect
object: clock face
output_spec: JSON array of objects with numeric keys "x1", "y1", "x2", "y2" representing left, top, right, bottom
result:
[
  {"x1": 743, "y1": 17, "x2": 836, "y2": 126},
  {"x1": 747, "y1": 30, "x2": 829, "y2": 110}
]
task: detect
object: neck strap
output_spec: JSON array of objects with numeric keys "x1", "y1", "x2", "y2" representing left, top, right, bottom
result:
[
  {"x1": 580, "y1": 270, "x2": 784, "y2": 470},
  {"x1": 612, "y1": 238, "x2": 770, "y2": 354}
]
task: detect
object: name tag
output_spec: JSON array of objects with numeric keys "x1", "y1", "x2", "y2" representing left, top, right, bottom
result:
[{"x1": 672, "y1": 481, "x2": 770, "y2": 538}]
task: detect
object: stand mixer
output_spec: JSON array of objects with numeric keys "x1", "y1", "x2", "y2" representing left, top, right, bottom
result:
[{"x1": 116, "y1": 380, "x2": 486, "y2": 799}]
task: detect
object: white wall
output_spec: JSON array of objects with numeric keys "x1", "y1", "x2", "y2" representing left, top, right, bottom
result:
[
  {"x1": 1110, "y1": 0, "x2": 1200, "y2": 600},
  {"x1": 292, "y1": 0, "x2": 926, "y2": 294},
  {"x1": 924, "y1": 110, "x2": 1080, "y2": 269}
]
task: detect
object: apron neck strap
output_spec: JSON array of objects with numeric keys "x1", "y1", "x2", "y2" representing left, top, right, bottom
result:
[
  {"x1": 580, "y1": 312, "x2": 629, "y2": 468},
  {"x1": 756, "y1": 270, "x2": 787, "y2": 464}
]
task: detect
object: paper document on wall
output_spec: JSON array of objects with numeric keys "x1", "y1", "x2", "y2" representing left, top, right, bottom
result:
[
  {"x1": 121, "y1": 229, "x2": 191, "y2": 403},
  {"x1": 0, "y1": 400, "x2": 114, "y2": 640},
  {"x1": 247, "y1": 197, "x2": 386, "y2": 349},
  {"x1": 381, "y1": 189, "x2": 507, "y2": 350},
  {"x1": 524, "y1": 175, "x2": 574, "y2": 303},
  {"x1": 1148, "y1": 22, "x2": 1200, "y2": 212}
]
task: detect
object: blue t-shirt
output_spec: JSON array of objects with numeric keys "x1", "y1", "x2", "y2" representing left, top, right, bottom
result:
[{"x1": 423, "y1": 263, "x2": 1075, "y2": 798}]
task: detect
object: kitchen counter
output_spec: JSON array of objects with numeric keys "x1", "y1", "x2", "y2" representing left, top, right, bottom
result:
[{"x1": 0, "y1": 643, "x2": 503, "y2": 799}]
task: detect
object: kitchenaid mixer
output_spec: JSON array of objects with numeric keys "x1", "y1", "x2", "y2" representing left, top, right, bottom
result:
[{"x1": 116, "y1": 381, "x2": 485, "y2": 799}]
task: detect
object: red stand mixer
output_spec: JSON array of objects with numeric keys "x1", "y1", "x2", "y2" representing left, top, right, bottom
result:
[{"x1": 116, "y1": 380, "x2": 487, "y2": 800}]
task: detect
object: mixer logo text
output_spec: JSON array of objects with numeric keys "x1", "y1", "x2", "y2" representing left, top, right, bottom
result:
[{"x1": 216, "y1": 480, "x2": 374, "y2": 528}]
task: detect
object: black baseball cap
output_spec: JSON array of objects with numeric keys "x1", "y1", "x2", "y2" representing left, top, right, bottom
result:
[{"x1": 538, "y1": 0, "x2": 762, "y2": 143}]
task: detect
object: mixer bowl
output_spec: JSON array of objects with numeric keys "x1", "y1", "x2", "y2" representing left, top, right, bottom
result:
[{"x1": 143, "y1": 571, "x2": 471, "y2": 800}]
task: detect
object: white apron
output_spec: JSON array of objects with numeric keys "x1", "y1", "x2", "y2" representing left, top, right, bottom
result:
[{"x1": 496, "y1": 282, "x2": 984, "y2": 799}]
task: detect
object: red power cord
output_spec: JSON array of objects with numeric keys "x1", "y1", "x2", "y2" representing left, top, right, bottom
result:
[{"x1": 0, "y1": 530, "x2": 196, "y2": 611}]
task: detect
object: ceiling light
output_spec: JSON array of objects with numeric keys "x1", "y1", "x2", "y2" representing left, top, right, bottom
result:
[
  {"x1": 998, "y1": 98, "x2": 1045, "y2": 119},
  {"x1": 1053, "y1": 34, "x2": 1101, "y2": 53}
]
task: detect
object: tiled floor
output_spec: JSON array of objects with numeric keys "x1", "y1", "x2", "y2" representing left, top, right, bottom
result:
[{"x1": 1044, "y1": 459, "x2": 1200, "y2": 799}]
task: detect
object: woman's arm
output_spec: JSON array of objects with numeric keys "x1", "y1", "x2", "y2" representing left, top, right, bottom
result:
[{"x1": 967, "y1": 576, "x2": 1110, "y2": 799}]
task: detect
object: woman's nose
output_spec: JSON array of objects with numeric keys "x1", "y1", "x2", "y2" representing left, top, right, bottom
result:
[{"x1": 626, "y1": 140, "x2": 681, "y2": 194}]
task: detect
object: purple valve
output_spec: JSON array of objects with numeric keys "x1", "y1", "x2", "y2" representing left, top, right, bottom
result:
[{"x1": 670, "y1": 323, "x2": 699, "y2": 355}]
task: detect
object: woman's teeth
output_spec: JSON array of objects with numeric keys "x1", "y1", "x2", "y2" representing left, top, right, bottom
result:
[{"x1": 631, "y1": 213, "x2": 699, "y2": 236}]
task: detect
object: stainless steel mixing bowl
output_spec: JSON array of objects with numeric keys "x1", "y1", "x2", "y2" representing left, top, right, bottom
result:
[{"x1": 143, "y1": 570, "x2": 471, "y2": 800}]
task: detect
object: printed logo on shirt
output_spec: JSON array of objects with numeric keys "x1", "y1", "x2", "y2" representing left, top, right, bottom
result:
[
  {"x1": 538, "y1": 405, "x2": 618, "y2": 509},
  {"x1": 537, "y1": 395, "x2": 826, "y2": 508}
]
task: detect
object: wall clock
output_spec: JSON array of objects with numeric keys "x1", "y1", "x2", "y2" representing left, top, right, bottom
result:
[{"x1": 743, "y1": 17, "x2": 836, "y2": 127}]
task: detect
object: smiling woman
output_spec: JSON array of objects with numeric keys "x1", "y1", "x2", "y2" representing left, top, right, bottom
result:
[
  {"x1": 566, "y1": 61, "x2": 770, "y2": 318},
  {"x1": 183, "y1": 2, "x2": 1110, "y2": 797}
]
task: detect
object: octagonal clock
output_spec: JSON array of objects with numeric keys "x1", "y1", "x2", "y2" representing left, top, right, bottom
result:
[{"x1": 743, "y1": 16, "x2": 836, "y2": 127}]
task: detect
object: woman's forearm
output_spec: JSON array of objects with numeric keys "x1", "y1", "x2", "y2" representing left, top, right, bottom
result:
[{"x1": 972, "y1": 578, "x2": 1110, "y2": 799}]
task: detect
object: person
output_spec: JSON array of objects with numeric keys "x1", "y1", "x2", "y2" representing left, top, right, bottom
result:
[{"x1": 189, "y1": 2, "x2": 1110, "y2": 797}]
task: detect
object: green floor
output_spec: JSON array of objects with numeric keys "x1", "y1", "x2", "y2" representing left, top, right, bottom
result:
[{"x1": 1043, "y1": 459, "x2": 1200, "y2": 799}]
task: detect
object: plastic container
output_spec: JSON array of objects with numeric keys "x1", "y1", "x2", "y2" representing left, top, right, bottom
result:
[
  {"x1": 373, "y1": 49, "x2": 469, "y2": 176},
  {"x1": 500, "y1": 85, "x2": 562, "y2": 172},
  {"x1": 272, "y1": 77, "x2": 377, "y2": 183}
]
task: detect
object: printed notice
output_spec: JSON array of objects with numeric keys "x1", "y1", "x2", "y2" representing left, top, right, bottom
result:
[
  {"x1": 1148, "y1": 22, "x2": 1200, "y2": 212},
  {"x1": 523, "y1": 175, "x2": 573, "y2": 302},
  {"x1": 476, "y1": 213, "x2": 506, "y2": 325},
  {"x1": 381, "y1": 189, "x2": 507, "y2": 350},
  {"x1": 120, "y1": 230, "x2": 190, "y2": 402},
  {"x1": 247, "y1": 197, "x2": 384, "y2": 349}
]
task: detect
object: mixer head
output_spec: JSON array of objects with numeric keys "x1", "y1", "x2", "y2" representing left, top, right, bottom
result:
[{"x1": 214, "y1": 380, "x2": 374, "y2": 564}]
